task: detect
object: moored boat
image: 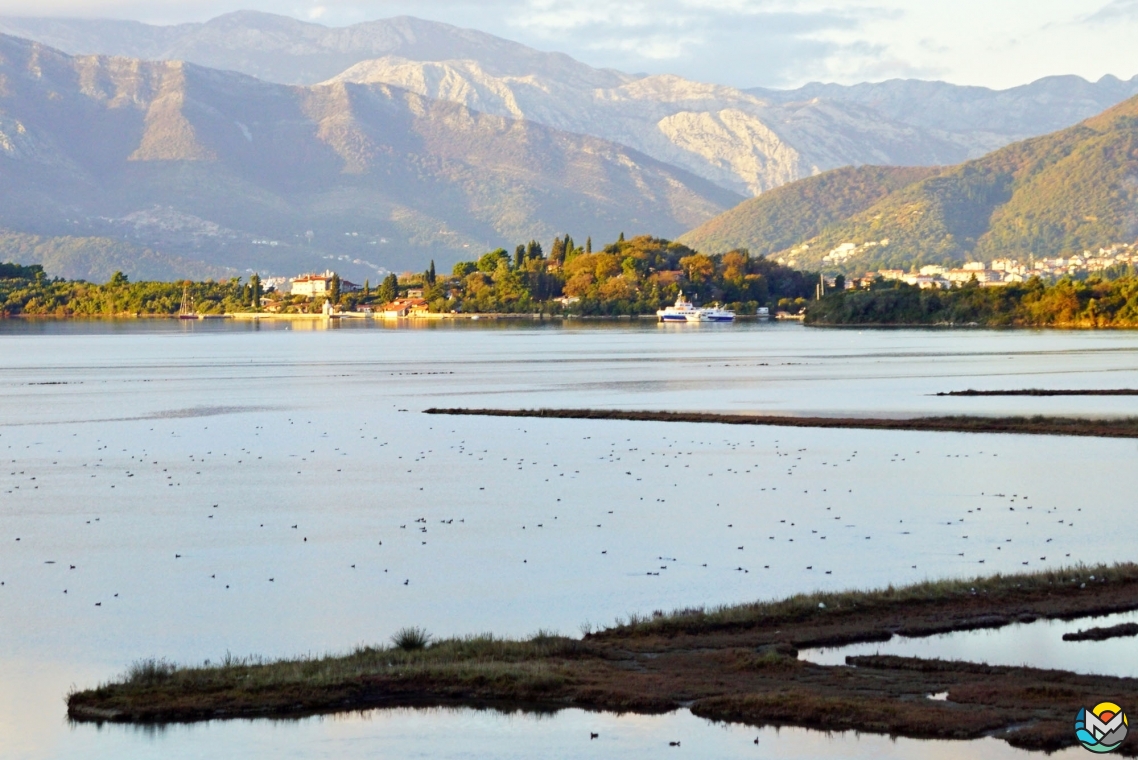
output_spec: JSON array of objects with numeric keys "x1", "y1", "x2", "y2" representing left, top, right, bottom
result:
[
  {"x1": 687, "y1": 304, "x2": 736, "y2": 322},
  {"x1": 656, "y1": 293, "x2": 699, "y2": 322},
  {"x1": 178, "y1": 283, "x2": 198, "y2": 320}
]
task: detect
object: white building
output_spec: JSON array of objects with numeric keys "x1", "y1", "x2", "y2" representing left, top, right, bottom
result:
[{"x1": 291, "y1": 271, "x2": 360, "y2": 298}]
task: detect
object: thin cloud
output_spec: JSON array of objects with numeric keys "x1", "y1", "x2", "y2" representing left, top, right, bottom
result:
[
  {"x1": 502, "y1": 1, "x2": 886, "y2": 86},
  {"x1": 0, "y1": 0, "x2": 900, "y2": 87},
  {"x1": 1083, "y1": 0, "x2": 1138, "y2": 22},
  {"x1": 6, "y1": 0, "x2": 1083, "y2": 89}
]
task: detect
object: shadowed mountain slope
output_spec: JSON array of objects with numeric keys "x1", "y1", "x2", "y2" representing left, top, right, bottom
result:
[{"x1": 0, "y1": 34, "x2": 739, "y2": 281}]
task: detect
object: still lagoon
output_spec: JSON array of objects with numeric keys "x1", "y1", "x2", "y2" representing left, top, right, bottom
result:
[{"x1": 3, "y1": 319, "x2": 1137, "y2": 758}]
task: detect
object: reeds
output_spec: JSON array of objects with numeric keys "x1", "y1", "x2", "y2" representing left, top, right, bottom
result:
[{"x1": 596, "y1": 561, "x2": 1138, "y2": 638}]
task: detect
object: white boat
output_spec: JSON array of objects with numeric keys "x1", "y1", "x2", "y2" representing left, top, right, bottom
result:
[
  {"x1": 687, "y1": 305, "x2": 736, "y2": 322},
  {"x1": 656, "y1": 293, "x2": 700, "y2": 322}
]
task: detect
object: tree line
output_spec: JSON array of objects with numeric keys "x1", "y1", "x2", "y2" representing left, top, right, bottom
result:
[
  {"x1": 0, "y1": 267, "x2": 262, "y2": 316},
  {"x1": 0, "y1": 233, "x2": 818, "y2": 317},
  {"x1": 805, "y1": 275, "x2": 1138, "y2": 327},
  {"x1": 346, "y1": 234, "x2": 817, "y2": 316}
]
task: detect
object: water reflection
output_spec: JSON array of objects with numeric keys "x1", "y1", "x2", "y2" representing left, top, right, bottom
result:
[{"x1": 61, "y1": 707, "x2": 1078, "y2": 760}]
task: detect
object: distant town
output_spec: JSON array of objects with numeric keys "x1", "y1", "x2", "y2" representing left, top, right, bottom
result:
[{"x1": 822, "y1": 242, "x2": 1138, "y2": 290}]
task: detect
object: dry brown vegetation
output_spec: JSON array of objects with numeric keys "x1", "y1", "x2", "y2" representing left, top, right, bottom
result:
[{"x1": 68, "y1": 563, "x2": 1138, "y2": 754}]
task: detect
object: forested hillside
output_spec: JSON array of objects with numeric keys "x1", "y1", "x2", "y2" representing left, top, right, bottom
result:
[
  {"x1": 679, "y1": 166, "x2": 937, "y2": 256},
  {"x1": 685, "y1": 95, "x2": 1138, "y2": 275},
  {"x1": 0, "y1": 230, "x2": 231, "y2": 282}
]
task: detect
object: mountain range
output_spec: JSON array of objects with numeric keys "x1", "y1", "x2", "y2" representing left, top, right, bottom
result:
[
  {"x1": 0, "y1": 33, "x2": 737, "y2": 282},
  {"x1": 683, "y1": 95, "x2": 1138, "y2": 273},
  {"x1": 4, "y1": 12, "x2": 1138, "y2": 198},
  {"x1": 0, "y1": 12, "x2": 607, "y2": 86},
  {"x1": 748, "y1": 76, "x2": 1138, "y2": 157},
  {"x1": 0, "y1": 10, "x2": 1137, "y2": 281}
]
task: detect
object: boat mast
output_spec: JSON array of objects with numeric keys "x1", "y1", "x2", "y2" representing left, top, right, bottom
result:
[{"x1": 179, "y1": 283, "x2": 194, "y2": 317}]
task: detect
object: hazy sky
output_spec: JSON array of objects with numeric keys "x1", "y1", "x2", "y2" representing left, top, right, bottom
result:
[{"x1": 0, "y1": 0, "x2": 1135, "y2": 89}]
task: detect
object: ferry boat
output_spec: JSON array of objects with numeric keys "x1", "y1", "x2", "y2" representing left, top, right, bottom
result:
[
  {"x1": 656, "y1": 293, "x2": 700, "y2": 322},
  {"x1": 687, "y1": 304, "x2": 736, "y2": 322}
]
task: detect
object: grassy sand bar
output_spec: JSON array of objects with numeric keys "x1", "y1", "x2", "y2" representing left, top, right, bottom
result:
[{"x1": 69, "y1": 564, "x2": 1138, "y2": 753}]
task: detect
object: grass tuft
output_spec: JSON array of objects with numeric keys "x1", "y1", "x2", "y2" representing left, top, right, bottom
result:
[
  {"x1": 391, "y1": 627, "x2": 431, "y2": 651},
  {"x1": 124, "y1": 659, "x2": 177, "y2": 686}
]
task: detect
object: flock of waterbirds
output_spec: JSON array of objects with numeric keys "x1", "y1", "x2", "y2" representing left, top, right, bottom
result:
[
  {"x1": 2, "y1": 409, "x2": 1086, "y2": 613},
  {"x1": 0, "y1": 401, "x2": 1100, "y2": 752}
]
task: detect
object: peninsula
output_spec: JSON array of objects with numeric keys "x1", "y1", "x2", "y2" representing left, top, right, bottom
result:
[{"x1": 67, "y1": 563, "x2": 1138, "y2": 755}]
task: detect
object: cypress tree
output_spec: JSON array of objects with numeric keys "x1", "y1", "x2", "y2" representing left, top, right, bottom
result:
[
  {"x1": 549, "y1": 236, "x2": 566, "y2": 265},
  {"x1": 328, "y1": 273, "x2": 341, "y2": 304},
  {"x1": 618, "y1": 231, "x2": 625, "y2": 242},
  {"x1": 378, "y1": 273, "x2": 398, "y2": 304},
  {"x1": 564, "y1": 235, "x2": 577, "y2": 263},
  {"x1": 526, "y1": 240, "x2": 543, "y2": 260},
  {"x1": 514, "y1": 245, "x2": 525, "y2": 269},
  {"x1": 249, "y1": 273, "x2": 262, "y2": 308},
  {"x1": 586, "y1": 236, "x2": 592, "y2": 254},
  {"x1": 428, "y1": 260, "x2": 437, "y2": 284}
]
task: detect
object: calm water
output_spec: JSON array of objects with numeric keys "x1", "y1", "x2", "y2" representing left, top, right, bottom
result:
[
  {"x1": 3, "y1": 319, "x2": 1138, "y2": 759},
  {"x1": 802, "y1": 609, "x2": 1138, "y2": 676}
]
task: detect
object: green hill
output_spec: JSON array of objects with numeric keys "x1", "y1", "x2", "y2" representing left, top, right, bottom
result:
[
  {"x1": 0, "y1": 230, "x2": 232, "y2": 282},
  {"x1": 678, "y1": 166, "x2": 937, "y2": 256},
  {"x1": 682, "y1": 96, "x2": 1138, "y2": 274}
]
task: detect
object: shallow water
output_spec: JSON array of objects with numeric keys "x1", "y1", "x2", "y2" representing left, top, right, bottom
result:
[
  {"x1": 3, "y1": 320, "x2": 1138, "y2": 758},
  {"x1": 801, "y1": 608, "x2": 1138, "y2": 677}
]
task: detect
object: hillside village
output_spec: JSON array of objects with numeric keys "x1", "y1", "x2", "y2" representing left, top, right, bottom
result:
[{"x1": 836, "y1": 243, "x2": 1138, "y2": 290}]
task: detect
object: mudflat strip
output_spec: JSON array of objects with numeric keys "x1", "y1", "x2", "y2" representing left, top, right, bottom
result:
[
  {"x1": 424, "y1": 407, "x2": 1138, "y2": 438},
  {"x1": 938, "y1": 389, "x2": 1138, "y2": 397},
  {"x1": 1062, "y1": 622, "x2": 1138, "y2": 642}
]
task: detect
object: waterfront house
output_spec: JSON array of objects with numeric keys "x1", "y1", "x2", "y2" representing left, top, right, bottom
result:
[
  {"x1": 381, "y1": 298, "x2": 430, "y2": 318},
  {"x1": 291, "y1": 271, "x2": 361, "y2": 298}
]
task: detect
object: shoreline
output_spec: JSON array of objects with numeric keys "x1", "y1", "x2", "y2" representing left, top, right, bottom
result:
[
  {"x1": 424, "y1": 408, "x2": 1138, "y2": 439},
  {"x1": 66, "y1": 563, "x2": 1138, "y2": 754},
  {"x1": 1, "y1": 312, "x2": 771, "y2": 322},
  {"x1": 7, "y1": 313, "x2": 1136, "y2": 329}
]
